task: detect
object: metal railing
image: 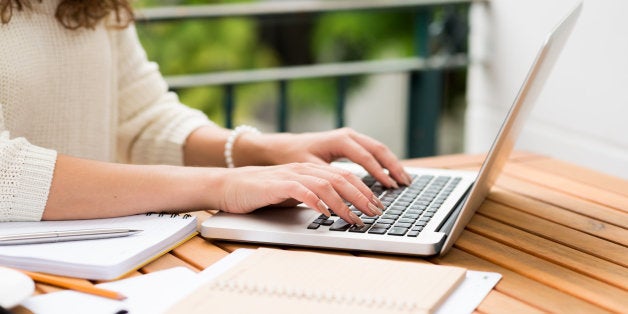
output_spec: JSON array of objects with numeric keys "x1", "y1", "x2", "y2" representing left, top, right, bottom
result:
[{"x1": 136, "y1": 0, "x2": 480, "y2": 157}]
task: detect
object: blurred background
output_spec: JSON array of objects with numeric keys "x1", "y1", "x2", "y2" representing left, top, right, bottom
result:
[
  {"x1": 133, "y1": 0, "x2": 470, "y2": 159},
  {"x1": 133, "y1": 0, "x2": 628, "y2": 179}
]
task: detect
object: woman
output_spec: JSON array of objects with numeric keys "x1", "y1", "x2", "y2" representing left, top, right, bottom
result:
[{"x1": 0, "y1": 0, "x2": 411, "y2": 226}]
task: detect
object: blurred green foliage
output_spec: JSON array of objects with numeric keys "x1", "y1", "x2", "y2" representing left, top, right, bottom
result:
[{"x1": 134, "y1": 0, "x2": 416, "y2": 126}]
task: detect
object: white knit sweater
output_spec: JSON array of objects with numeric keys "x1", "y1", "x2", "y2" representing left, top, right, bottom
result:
[{"x1": 0, "y1": 1, "x2": 214, "y2": 221}]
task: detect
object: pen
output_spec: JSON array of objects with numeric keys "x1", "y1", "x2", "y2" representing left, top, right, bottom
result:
[{"x1": 0, "y1": 228, "x2": 142, "y2": 245}]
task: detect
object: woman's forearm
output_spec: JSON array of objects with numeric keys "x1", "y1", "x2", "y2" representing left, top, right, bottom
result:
[{"x1": 42, "y1": 155, "x2": 221, "y2": 220}]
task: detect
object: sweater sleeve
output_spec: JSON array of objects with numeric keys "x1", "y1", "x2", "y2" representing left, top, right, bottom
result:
[
  {"x1": 0, "y1": 129, "x2": 57, "y2": 222},
  {"x1": 115, "y1": 24, "x2": 214, "y2": 165}
]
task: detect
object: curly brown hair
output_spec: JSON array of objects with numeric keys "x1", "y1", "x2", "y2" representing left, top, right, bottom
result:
[{"x1": 0, "y1": 0, "x2": 134, "y2": 29}]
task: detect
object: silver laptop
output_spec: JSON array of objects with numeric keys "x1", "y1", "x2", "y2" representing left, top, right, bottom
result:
[{"x1": 201, "y1": 2, "x2": 582, "y2": 256}]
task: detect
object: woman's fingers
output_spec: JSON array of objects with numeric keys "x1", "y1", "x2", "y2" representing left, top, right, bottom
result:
[
  {"x1": 326, "y1": 129, "x2": 410, "y2": 188},
  {"x1": 349, "y1": 131, "x2": 412, "y2": 186},
  {"x1": 277, "y1": 181, "x2": 331, "y2": 217},
  {"x1": 285, "y1": 164, "x2": 387, "y2": 223}
]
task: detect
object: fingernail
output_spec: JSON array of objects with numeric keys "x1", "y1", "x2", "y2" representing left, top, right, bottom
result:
[
  {"x1": 368, "y1": 203, "x2": 383, "y2": 216},
  {"x1": 405, "y1": 172, "x2": 413, "y2": 185},
  {"x1": 317, "y1": 200, "x2": 331, "y2": 217},
  {"x1": 372, "y1": 195, "x2": 385, "y2": 210},
  {"x1": 349, "y1": 212, "x2": 364, "y2": 226},
  {"x1": 389, "y1": 177, "x2": 399, "y2": 189}
]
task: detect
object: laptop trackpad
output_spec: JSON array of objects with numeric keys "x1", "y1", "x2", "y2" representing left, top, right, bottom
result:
[{"x1": 206, "y1": 206, "x2": 318, "y2": 231}]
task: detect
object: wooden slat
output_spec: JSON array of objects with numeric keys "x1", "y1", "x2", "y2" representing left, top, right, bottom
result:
[
  {"x1": 140, "y1": 253, "x2": 200, "y2": 274},
  {"x1": 479, "y1": 197, "x2": 628, "y2": 266},
  {"x1": 504, "y1": 163, "x2": 628, "y2": 213},
  {"x1": 476, "y1": 291, "x2": 545, "y2": 314},
  {"x1": 171, "y1": 236, "x2": 230, "y2": 270},
  {"x1": 402, "y1": 151, "x2": 544, "y2": 169},
  {"x1": 456, "y1": 231, "x2": 628, "y2": 312},
  {"x1": 467, "y1": 214, "x2": 628, "y2": 290},
  {"x1": 432, "y1": 248, "x2": 608, "y2": 313},
  {"x1": 212, "y1": 241, "x2": 266, "y2": 252},
  {"x1": 403, "y1": 153, "x2": 488, "y2": 169},
  {"x1": 187, "y1": 210, "x2": 214, "y2": 229},
  {"x1": 495, "y1": 175, "x2": 628, "y2": 228},
  {"x1": 523, "y1": 158, "x2": 628, "y2": 197},
  {"x1": 12, "y1": 306, "x2": 35, "y2": 314}
]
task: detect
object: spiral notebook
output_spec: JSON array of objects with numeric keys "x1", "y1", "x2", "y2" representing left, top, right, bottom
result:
[
  {"x1": 169, "y1": 248, "x2": 467, "y2": 314},
  {"x1": 0, "y1": 213, "x2": 197, "y2": 280}
]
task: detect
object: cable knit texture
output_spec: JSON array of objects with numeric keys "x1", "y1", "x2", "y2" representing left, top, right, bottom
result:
[{"x1": 0, "y1": 1, "x2": 213, "y2": 221}]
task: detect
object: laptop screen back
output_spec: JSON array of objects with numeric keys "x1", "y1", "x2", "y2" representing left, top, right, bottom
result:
[{"x1": 439, "y1": 2, "x2": 583, "y2": 255}]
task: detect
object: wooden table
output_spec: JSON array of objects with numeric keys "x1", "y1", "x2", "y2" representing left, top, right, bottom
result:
[{"x1": 31, "y1": 152, "x2": 628, "y2": 313}]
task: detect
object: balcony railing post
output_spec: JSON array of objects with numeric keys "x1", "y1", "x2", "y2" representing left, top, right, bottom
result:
[
  {"x1": 335, "y1": 76, "x2": 348, "y2": 128},
  {"x1": 407, "y1": 8, "x2": 443, "y2": 158},
  {"x1": 224, "y1": 84, "x2": 235, "y2": 129},
  {"x1": 278, "y1": 80, "x2": 289, "y2": 132}
]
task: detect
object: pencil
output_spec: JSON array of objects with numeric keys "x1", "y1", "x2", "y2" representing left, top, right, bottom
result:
[{"x1": 20, "y1": 270, "x2": 127, "y2": 300}]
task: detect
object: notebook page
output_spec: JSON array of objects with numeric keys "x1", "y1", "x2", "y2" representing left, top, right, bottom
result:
[
  {"x1": 170, "y1": 248, "x2": 466, "y2": 314},
  {"x1": 0, "y1": 214, "x2": 197, "y2": 279}
]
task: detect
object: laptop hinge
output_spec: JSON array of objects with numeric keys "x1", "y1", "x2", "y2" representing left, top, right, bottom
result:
[{"x1": 436, "y1": 185, "x2": 472, "y2": 234}]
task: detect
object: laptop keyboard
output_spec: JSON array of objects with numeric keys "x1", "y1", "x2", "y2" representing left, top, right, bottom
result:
[{"x1": 307, "y1": 174, "x2": 462, "y2": 237}]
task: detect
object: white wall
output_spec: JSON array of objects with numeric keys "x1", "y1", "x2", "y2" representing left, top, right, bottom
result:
[{"x1": 466, "y1": 0, "x2": 628, "y2": 179}]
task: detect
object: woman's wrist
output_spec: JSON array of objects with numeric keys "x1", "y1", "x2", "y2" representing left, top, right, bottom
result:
[
  {"x1": 232, "y1": 132, "x2": 289, "y2": 166},
  {"x1": 224, "y1": 125, "x2": 261, "y2": 168}
]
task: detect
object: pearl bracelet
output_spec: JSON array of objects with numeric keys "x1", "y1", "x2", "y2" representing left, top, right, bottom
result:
[{"x1": 224, "y1": 125, "x2": 261, "y2": 168}]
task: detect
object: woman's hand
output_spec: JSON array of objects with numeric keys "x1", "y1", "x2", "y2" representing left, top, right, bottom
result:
[
  {"x1": 209, "y1": 162, "x2": 386, "y2": 226},
  {"x1": 236, "y1": 127, "x2": 412, "y2": 188}
]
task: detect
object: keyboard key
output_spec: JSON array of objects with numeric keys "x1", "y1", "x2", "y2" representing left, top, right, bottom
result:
[
  {"x1": 368, "y1": 227, "x2": 387, "y2": 234},
  {"x1": 350, "y1": 210, "x2": 363, "y2": 217},
  {"x1": 372, "y1": 223, "x2": 392, "y2": 229},
  {"x1": 402, "y1": 213, "x2": 419, "y2": 219},
  {"x1": 307, "y1": 223, "x2": 320, "y2": 229},
  {"x1": 377, "y1": 218, "x2": 396, "y2": 224},
  {"x1": 398, "y1": 218, "x2": 415, "y2": 224},
  {"x1": 381, "y1": 214, "x2": 400, "y2": 220},
  {"x1": 349, "y1": 224, "x2": 371, "y2": 233},
  {"x1": 321, "y1": 219, "x2": 334, "y2": 226},
  {"x1": 407, "y1": 230, "x2": 420, "y2": 237},
  {"x1": 329, "y1": 219, "x2": 352, "y2": 231},
  {"x1": 362, "y1": 176, "x2": 376, "y2": 187},
  {"x1": 387, "y1": 227, "x2": 408, "y2": 236},
  {"x1": 411, "y1": 225, "x2": 424, "y2": 231},
  {"x1": 361, "y1": 218, "x2": 377, "y2": 224},
  {"x1": 394, "y1": 222, "x2": 412, "y2": 228}
]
